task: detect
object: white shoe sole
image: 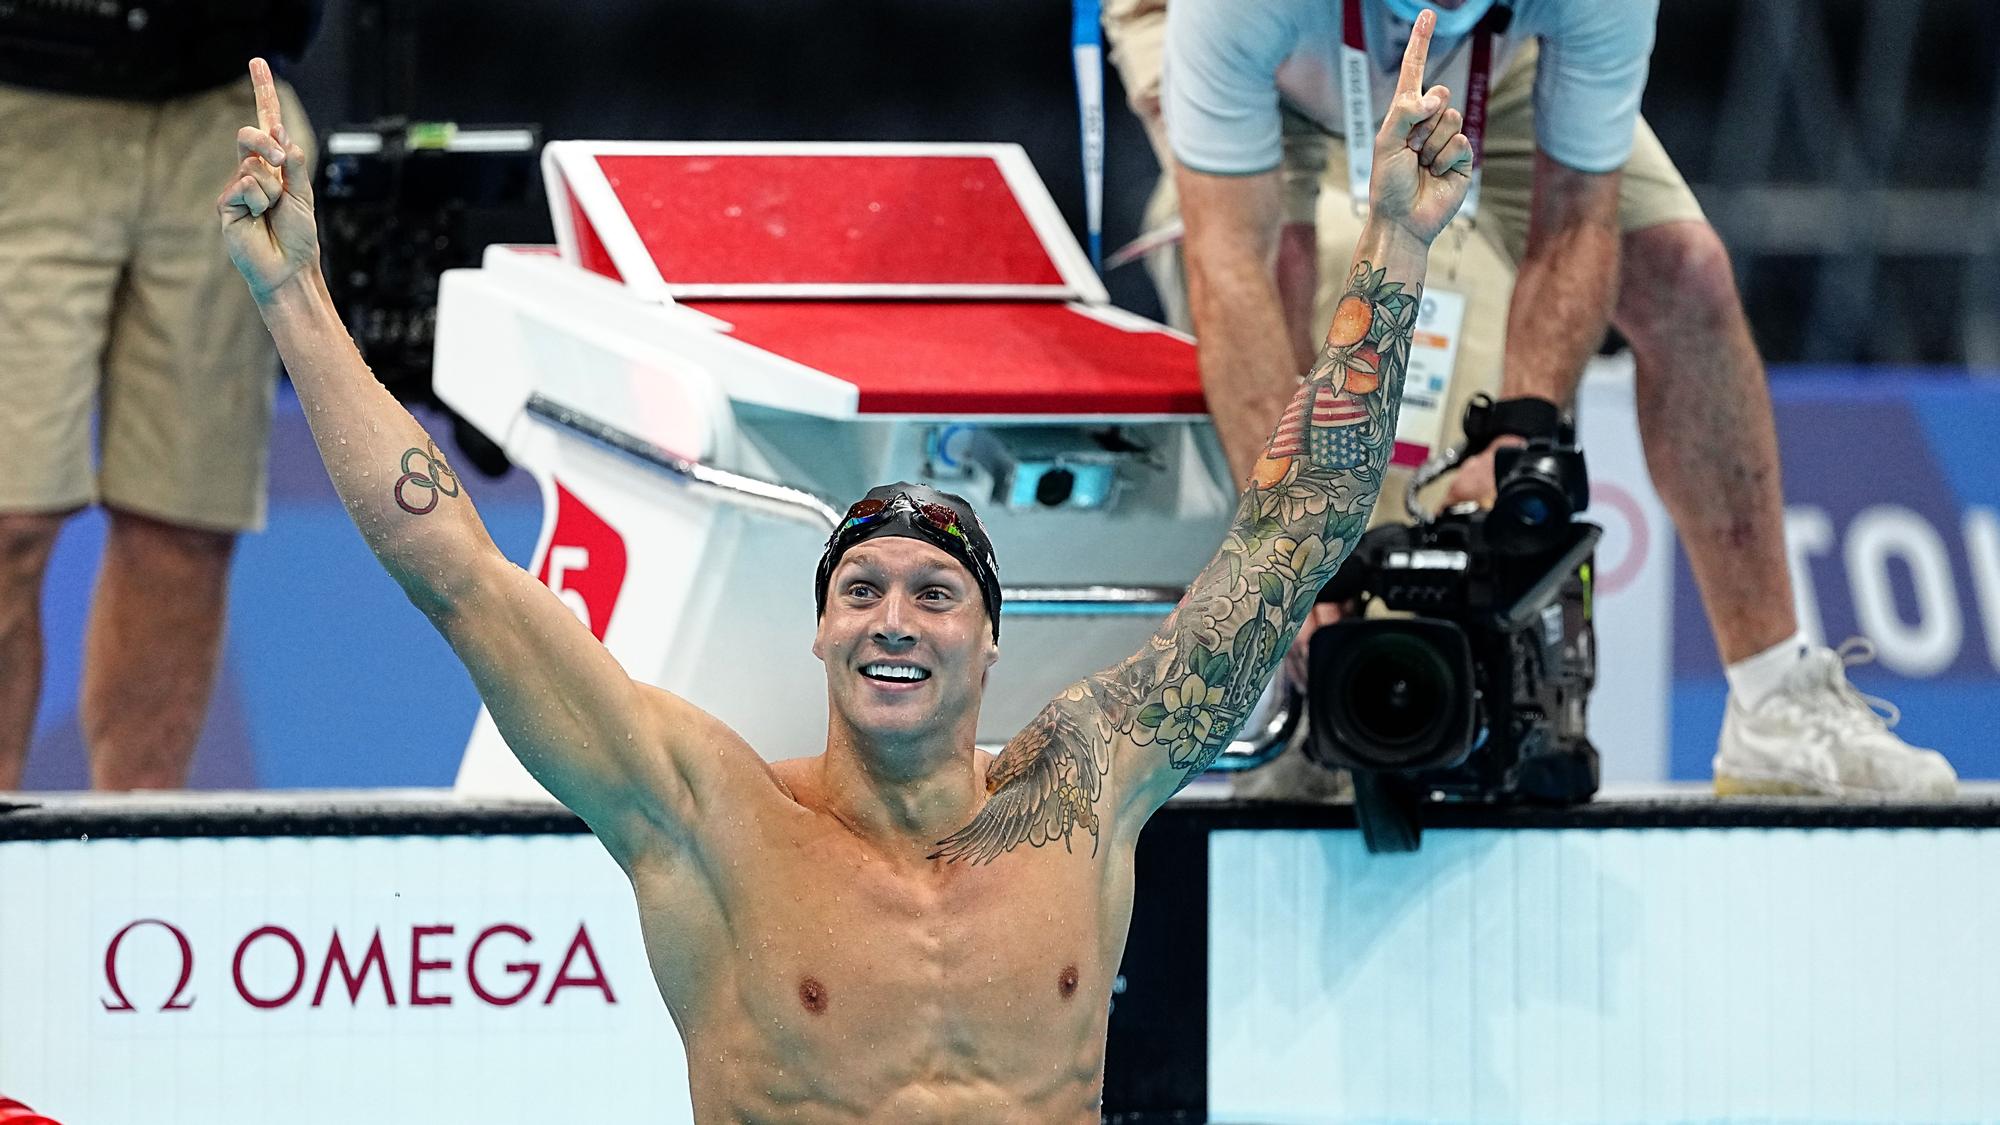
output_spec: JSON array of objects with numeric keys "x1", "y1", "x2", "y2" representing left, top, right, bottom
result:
[{"x1": 1713, "y1": 771, "x2": 1841, "y2": 798}]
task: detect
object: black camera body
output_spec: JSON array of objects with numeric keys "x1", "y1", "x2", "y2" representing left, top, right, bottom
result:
[{"x1": 1305, "y1": 435, "x2": 1600, "y2": 851}]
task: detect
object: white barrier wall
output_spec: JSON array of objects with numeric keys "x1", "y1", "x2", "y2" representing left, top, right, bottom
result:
[
  {"x1": 0, "y1": 834, "x2": 691, "y2": 1125},
  {"x1": 1208, "y1": 826, "x2": 2000, "y2": 1124},
  {"x1": 7, "y1": 812, "x2": 1997, "y2": 1123}
]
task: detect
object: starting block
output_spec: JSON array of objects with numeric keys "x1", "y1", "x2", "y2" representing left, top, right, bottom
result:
[{"x1": 435, "y1": 142, "x2": 1239, "y2": 796}]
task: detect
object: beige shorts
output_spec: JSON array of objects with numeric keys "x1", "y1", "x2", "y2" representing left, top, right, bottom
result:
[
  {"x1": 1102, "y1": 16, "x2": 1707, "y2": 517},
  {"x1": 0, "y1": 76, "x2": 317, "y2": 533}
]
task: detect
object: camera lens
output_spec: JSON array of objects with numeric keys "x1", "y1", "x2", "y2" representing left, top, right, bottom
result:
[
  {"x1": 1491, "y1": 473, "x2": 1568, "y2": 554},
  {"x1": 1341, "y1": 633, "x2": 1454, "y2": 756},
  {"x1": 1307, "y1": 618, "x2": 1478, "y2": 775}
]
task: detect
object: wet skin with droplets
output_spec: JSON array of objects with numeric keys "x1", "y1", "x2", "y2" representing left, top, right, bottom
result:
[{"x1": 621, "y1": 750, "x2": 1134, "y2": 1124}]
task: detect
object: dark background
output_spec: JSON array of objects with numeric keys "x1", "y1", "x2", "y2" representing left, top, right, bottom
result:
[{"x1": 284, "y1": 0, "x2": 2000, "y2": 368}]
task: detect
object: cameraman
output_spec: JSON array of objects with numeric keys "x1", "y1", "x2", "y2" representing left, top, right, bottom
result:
[
  {"x1": 1112, "y1": 0, "x2": 1953, "y2": 799},
  {"x1": 0, "y1": 1, "x2": 318, "y2": 789}
]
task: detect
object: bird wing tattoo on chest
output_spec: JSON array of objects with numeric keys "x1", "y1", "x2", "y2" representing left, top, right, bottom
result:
[{"x1": 928, "y1": 673, "x2": 1135, "y2": 865}]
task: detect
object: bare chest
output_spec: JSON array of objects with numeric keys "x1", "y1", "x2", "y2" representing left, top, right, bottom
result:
[{"x1": 636, "y1": 822, "x2": 1132, "y2": 1101}]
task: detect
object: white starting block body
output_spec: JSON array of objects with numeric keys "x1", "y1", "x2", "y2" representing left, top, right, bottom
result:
[{"x1": 436, "y1": 142, "x2": 1234, "y2": 796}]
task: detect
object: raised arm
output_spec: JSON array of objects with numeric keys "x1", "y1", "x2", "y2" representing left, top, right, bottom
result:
[
  {"x1": 218, "y1": 61, "x2": 730, "y2": 866},
  {"x1": 931, "y1": 12, "x2": 1471, "y2": 864},
  {"x1": 1112, "y1": 9, "x2": 1474, "y2": 812}
]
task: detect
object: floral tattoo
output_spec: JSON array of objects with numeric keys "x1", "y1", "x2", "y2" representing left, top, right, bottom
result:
[{"x1": 934, "y1": 262, "x2": 1417, "y2": 864}]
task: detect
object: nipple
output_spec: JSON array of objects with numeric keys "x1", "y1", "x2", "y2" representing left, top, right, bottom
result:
[{"x1": 798, "y1": 976, "x2": 829, "y2": 1014}]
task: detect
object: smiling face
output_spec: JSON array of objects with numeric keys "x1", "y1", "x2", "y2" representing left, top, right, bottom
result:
[{"x1": 811, "y1": 536, "x2": 1000, "y2": 752}]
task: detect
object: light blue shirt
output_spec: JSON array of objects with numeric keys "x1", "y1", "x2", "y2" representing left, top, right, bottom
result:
[{"x1": 1164, "y1": 0, "x2": 1659, "y2": 177}]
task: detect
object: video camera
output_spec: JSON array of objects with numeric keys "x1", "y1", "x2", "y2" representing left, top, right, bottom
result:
[{"x1": 1304, "y1": 395, "x2": 1601, "y2": 853}]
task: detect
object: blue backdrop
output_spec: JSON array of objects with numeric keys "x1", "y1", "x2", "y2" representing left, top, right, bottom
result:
[
  {"x1": 19, "y1": 370, "x2": 2000, "y2": 789},
  {"x1": 19, "y1": 391, "x2": 542, "y2": 790},
  {"x1": 1669, "y1": 370, "x2": 2000, "y2": 781}
]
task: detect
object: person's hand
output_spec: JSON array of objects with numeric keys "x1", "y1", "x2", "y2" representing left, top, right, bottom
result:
[
  {"x1": 217, "y1": 58, "x2": 318, "y2": 302},
  {"x1": 1439, "y1": 434, "x2": 1526, "y2": 507},
  {"x1": 1283, "y1": 602, "x2": 1345, "y2": 694},
  {"x1": 1368, "y1": 9, "x2": 1474, "y2": 245}
]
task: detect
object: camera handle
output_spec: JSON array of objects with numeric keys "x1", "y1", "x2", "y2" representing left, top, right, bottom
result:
[
  {"x1": 1403, "y1": 393, "x2": 1566, "y2": 523},
  {"x1": 1351, "y1": 772, "x2": 1424, "y2": 854},
  {"x1": 1404, "y1": 443, "x2": 1468, "y2": 524}
]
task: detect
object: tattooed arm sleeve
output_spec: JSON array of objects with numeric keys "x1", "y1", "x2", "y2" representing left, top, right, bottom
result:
[
  {"x1": 1118, "y1": 221, "x2": 1433, "y2": 814},
  {"x1": 936, "y1": 17, "x2": 1470, "y2": 863},
  {"x1": 931, "y1": 221, "x2": 1433, "y2": 864}
]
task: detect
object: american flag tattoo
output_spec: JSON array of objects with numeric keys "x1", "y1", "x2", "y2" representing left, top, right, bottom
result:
[{"x1": 1269, "y1": 383, "x2": 1372, "y2": 470}]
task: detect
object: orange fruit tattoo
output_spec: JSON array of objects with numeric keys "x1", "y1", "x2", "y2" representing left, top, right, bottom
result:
[
  {"x1": 1250, "y1": 455, "x2": 1293, "y2": 490},
  {"x1": 1327, "y1": 295, "x2": 1373, "y2": 348},
  {"x1": 1342, "y1": 346, "x2": 1381, "y2": 394}
]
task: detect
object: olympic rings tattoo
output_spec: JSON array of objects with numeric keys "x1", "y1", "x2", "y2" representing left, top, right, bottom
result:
[{"x1": 393, "y1": 440, "x2": 460, "y2": 515}]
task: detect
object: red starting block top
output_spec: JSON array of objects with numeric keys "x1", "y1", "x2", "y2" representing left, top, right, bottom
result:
[
  {"x1": 685, "y1": 300, "x2": 1207, "y2": 417},
  {"x1": 534, "y1": 142, "x2": 1199, "y2": 418},
  {"x1": 545, "y1": 142, "x2": 1105, "y2": 302}
]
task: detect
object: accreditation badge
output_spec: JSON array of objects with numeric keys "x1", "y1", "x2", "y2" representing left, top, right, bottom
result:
[{"x1": 1390, "y1": 286, "x2": 1466, "y2": 466}]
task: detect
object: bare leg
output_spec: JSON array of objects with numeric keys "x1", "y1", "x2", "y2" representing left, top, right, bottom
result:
[
  {"x1": 1614, "y1": 220, "x2": 1795, "y2": 665},
  {"x1": 81, "y1": 508, "x2": 236, "y2": 790},
  {"x1": 0, "y1": 512, "x2": 68, "y2": 789},
  {"x1": 1276, "y1": 221, "x2": 1321, "y2": 374}
]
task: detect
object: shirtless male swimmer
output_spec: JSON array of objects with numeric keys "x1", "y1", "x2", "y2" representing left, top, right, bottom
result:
[{"x1": 220, "y1": 13, "x2": 1471, "y2": 1122}]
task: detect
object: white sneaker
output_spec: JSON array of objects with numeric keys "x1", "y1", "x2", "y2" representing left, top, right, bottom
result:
[
  {"x1": 1715, "y1": 638, "x2": 1957, "y2": 799},
  {"x1": 1714, "y1": 680, "x2": 1843, "y2": 798}
]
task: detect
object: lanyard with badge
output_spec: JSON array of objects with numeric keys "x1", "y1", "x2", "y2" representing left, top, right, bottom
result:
[{"x1": 1340, "y1": 0, "x2": 1507, "y2": 468}]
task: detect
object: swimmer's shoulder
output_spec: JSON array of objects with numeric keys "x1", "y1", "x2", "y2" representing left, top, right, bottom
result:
[
  {"x1": 627, "y1": 682, "x2": 805, "y2": 811},
  {"x1": 766, "y1": 754, "x2": 810, "y2": 804}
]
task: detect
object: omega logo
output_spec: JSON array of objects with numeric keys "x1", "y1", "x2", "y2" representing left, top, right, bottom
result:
[
  {"x1": 101, "y1": 918, "x2": 197, "y2": 1012},
  {"x1": 101, "y1": 919, "x2": 615, "y2": 1013}
]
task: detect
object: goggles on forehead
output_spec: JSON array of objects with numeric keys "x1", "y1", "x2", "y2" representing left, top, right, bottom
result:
[
  {"x1": 819, "y1": 489, "x2": 1003, "y2": 641},
  {"x1": 836, "y1": 494, "x2": 972, "y2": 543}
]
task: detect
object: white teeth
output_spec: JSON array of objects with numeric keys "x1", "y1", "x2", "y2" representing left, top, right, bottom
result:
[{"x1": 862, "y1": 664, "x2": 929, "y2": 682}]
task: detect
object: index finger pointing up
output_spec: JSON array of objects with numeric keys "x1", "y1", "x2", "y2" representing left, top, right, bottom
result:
[
  {"x1": 1398, "y1": 9, "x2": 1435, "y2": 96},
  {"x1": 250, "y1": 57, "x2": 283, "y2": 134}
]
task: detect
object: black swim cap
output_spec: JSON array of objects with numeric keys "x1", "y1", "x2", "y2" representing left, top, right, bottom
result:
[{"x1": 814, "y1": 483, "x2": 1002, "y2": 641}]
